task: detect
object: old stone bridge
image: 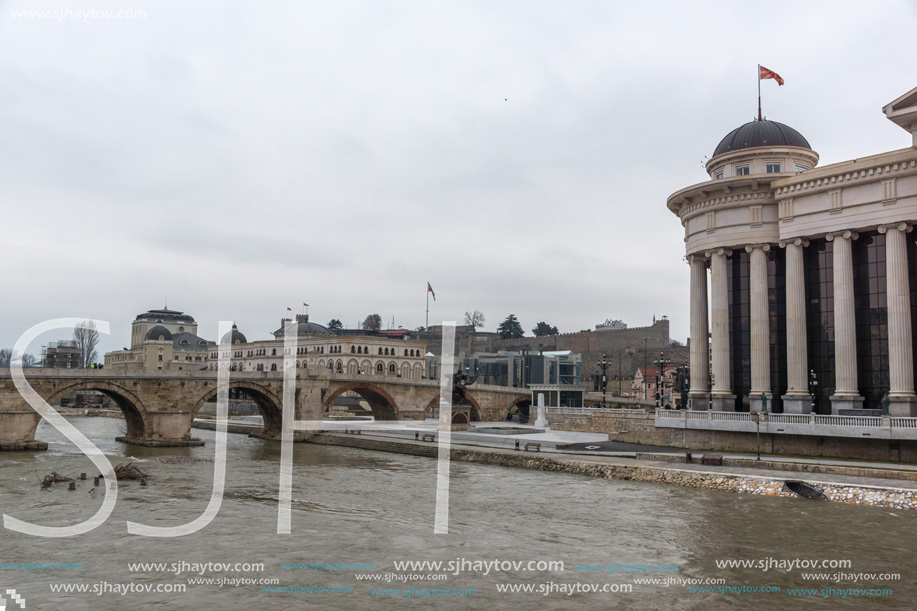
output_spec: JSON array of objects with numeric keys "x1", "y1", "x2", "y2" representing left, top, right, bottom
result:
[{"x1": 0, "y1": 369, "x2": 530, "y2": 449}]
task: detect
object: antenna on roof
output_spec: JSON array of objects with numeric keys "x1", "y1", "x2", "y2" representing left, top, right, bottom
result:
[{"x1": 164, "y1": 298, "x2": 168, "y2": 309}]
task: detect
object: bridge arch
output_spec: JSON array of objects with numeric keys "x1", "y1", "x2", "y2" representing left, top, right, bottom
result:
[
  {"x1": 424, "y1": 394, "x2": 481, "y2": 422},
  {"x1": 45, "y1": 381, "x2": 151, "y2": 441},
  {"x1": 190, "y1": 381, "x2": 284, "y2": 436},
  {"x1": 324, "y1": 383, "x2": 398, "y2": 420},
  {"x1": 505, "y1": 394, "x2": 532, "y2": 422}
]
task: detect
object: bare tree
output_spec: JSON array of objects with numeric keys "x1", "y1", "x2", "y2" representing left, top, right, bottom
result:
[
  {"x1": 73, "y1": 321, "x2": 100, "y2": 368},
  {"x1": 464, "y1": 311, "x2": 486, "y2": 331},
  {"x1": 362, "y1": 314, "x2": 382, "y2": 331},
  {"x1": 0, "y1": 349, "x2": 36, "y2": 368}
]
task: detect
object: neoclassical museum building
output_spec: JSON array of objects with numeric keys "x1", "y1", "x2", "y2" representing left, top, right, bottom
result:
[{"x1": 667, "y1": 84, "x2": 917, "y2": 416}]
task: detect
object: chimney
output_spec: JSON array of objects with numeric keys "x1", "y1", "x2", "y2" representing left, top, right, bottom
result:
[{"x1": 280, "y1": 317, "x2": 292, "y2": 330}]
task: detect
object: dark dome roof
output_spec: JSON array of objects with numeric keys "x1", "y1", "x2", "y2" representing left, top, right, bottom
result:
[
  {"x1": 221, "y1": 324, "x2": 247, "y2": 345},
  {"x1": 145, "y1": 324, "x2": 172, "y2": 341},
  {"x1": 135, "y1": 308, "x2": 195, "y2": 324},
  {"x1": 275, "y1": 321, "x2": 331, "y2": 336},
  {"x1": 713, "y1": 119, "x2": 811, "y2": 158}
]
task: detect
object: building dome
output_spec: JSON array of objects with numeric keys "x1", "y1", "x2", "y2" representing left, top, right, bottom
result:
[
  {"x1": 145, "y1": 324, "x2": 172, "y2": 341},
  {"x1": 273, "y1": 315, "x2": 331, "y2": 337},
  {"x1": 279, "y1": 321, "x2": 332, "y2": 336},
  {"x1": 712, "y1": 119, "x2": 812, "y2": 158},
  {"x1": 221, "y1": 324, "x2": 248, "y2": 345}
]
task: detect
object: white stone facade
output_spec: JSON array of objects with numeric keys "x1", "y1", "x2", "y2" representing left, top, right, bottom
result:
[{"x1": 668, "y1": 84, "x2": 917, "y2": 416}]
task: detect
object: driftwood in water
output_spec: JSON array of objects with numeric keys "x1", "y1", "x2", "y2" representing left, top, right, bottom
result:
[
  {"x1": 114, "y1": 462, "x2": 150, "y2": 482},
  {"x1": 40, "y1": 472, "x2": 74, "y2": 489}
]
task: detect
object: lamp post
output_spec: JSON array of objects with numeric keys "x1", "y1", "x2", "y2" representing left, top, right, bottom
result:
[
  {"x1": 653, "y1": 351, "x2": 671, "y2": 407},
  {"x1": 642, "y1": 337, "x2": 649, "y2": 400},
  {"x1": 753, "y1": 393, "x2": 769, "y2": 461},
  {"x1": 808, "y1": 369, "x2": 818, "y2": 413},
  {"x1": 597, "y1": 353, "x2": 609, "y2": 409}
]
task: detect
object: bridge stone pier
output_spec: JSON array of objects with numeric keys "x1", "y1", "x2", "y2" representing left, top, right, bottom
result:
[{"x1": 0, "y1": 369, "x2": 527, "y2": 450}]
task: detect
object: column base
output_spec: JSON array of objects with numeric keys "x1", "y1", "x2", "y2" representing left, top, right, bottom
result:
[
  {"x1": 782, "y1": 393, "x2": 814, "y2": 414},
  {"x1": 889, "y1": 396, "x2": 917, "y2": 417},
  {"x1": 829, "y1": 394, "x2": 865, "y2": 415},
  {"x1": 687, "y1": 393, "x2": 709, "y2": 411},
  {"x1": 709, "y1": 393, "x2": 736, "y2": 411},
  {"x1": 750, "y1": 393, "x2": 772, "y2": 413}
]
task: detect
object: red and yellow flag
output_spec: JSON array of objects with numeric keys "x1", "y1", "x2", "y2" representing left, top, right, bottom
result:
[{"x1": 759, "y1": 65, "x2": 784, "y2": 86}]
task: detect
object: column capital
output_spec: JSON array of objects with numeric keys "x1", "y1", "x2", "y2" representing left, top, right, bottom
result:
[
  {"x1": 778, "y1": 237, "x2": 810, "y2": 248},
  {"x1": 686, "y1": 253, "x2": 709, "y2": 266},
  {"x1": 744, "y1": 243, "x2": 771, "y2": 254},
  {"x1": 704, "y1": 247, "x2": 732, "y2": 258},
  {"x1": 825, "y1": 230, "x2": 858, "y2": 242},
  {"x1": 877, "y1": 222, "x2": 913, "y2": 235}
]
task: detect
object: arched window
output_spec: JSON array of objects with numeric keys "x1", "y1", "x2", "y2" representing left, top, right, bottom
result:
[
  {"x1": 296, "y1": 361, "x2": 301, "y2": 368},
  {"x1": 384, "y1": 348, "x2": 390, "y2": 356},
  {"x1": 376, "y1": 363, "x2": 384, "y2": 373},
  {"x1": 336, "y1": 361, "x2": 343, "y2": 373},
  {"x1": 389, "y1": 363, "x2": 396, "y2": 373},
  {"x1": 378, "y1": 348, "x2": 383, "y2": 355},
  {"x1": 271, "y1": 363, "x2": 277, "y2": 371},
  {"x1": 272, "y1": 348, "x2": 277, "y2": 356},
  {"x1": 404, "y1": 349, "x2": 408, "y2": 356},
  {"x1": 351, "y1": 346, "x2": 355, "y2": 353}
]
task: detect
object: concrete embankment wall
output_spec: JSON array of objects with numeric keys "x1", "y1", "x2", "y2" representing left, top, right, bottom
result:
[
  {"x1": 548, "y1": 411, "x2": 917, "y2": 463},
  {"x1": 309, "y1": 434, "x2": 917, "y2": 511}
]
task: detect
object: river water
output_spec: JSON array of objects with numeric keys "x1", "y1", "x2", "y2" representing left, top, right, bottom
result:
[{"x1": 1, "y1": 417, "x2": 914, "y2": 610}]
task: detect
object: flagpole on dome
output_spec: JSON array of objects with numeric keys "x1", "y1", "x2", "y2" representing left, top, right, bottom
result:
[{"x1": 758, "y1": 64, "x2": 762, "y2": 121}]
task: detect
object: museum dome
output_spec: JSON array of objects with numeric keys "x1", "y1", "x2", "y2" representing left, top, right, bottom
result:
[
  {"x1": 712, "y1": 119, "x2": 812, "y2": 158},
  {"x1": 221, "y1": 324, "x2": 248, "y2": 345},
  {"x1": 145, "y1": 324, "x2": 172, "y2": 341}
]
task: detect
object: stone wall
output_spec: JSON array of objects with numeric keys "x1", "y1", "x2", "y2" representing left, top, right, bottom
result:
[
  {"x1": 309, "y1": 433, "x2": 917, "y2": 511},
  {"x1": 548, "y1": 411, "x2": 917, "y2": 462}
]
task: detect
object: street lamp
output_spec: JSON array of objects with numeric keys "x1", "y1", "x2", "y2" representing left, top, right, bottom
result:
[
  {"x1": 752, "y1": 395, "x2": 769, "y2": 461},
  {"x1": 653, "y1": 351, "x2": 671, "y2": 407},
  {"x1": 642, "y1": 337, "x2": 649, "y2": 401},
  {"x1": 597, "y1": 353, "x2": 610, "y2": 409},
  {"x1": 808, "y1": 369, "x2": 818, "y2": 413}
]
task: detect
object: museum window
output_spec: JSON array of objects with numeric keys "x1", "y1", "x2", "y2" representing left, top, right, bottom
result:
[
  {"x1": 727, "y1": 250, "x2": 750, "y2": 411},
  {"x1": 735, "y1": 166, "x2": 750, "y2": 176},
  {"x1": 805, "y1": 239, "x2": 836, "y2": 414},
  {"x1": 766, "y1": 163, "x2": 781, "y2": 174},
  {"x1": 376, "y1": 363, "x2": 384, "y2": 373},
  {"x1": 715, "y1": 171, "x2": 724, "y2": 180},
  {"x1": 853, "y1": 231, "x2": 888, "y2": 411},
  {"x1": 389, "y1": 363, "x2": 396, "y2": 373},
  {"x1": 351, "y1": 346, "x2": 355, "y2": 353},
  {"x1": 795, "y1": 165, "x2": 807, "y2": 173}
]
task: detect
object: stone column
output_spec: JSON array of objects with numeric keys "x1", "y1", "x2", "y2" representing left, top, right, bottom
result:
[
  {"x1": 879, "y1": 222, "x2": 917, "y2": 415},
  {"x1": 746, "y1": 244, "x2": 771, "y2": 412},
  {"x1": 826, "y1": 230, "x2": 864, "y2": 413},
  {"x1": 781, "y1": 238, "x2": 813, "y2": 413},
  {"x1": 688, "y1": 254, "x2": 709, "y2": 410},
  {"x1": 706, "y1": 248, "x2": 735, "y2": 411}
]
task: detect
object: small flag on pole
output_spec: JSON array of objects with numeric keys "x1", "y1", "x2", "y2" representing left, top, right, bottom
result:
[
  {"x1": 427, "y1": 282, "x2": 436, "y2": 301},
  {"x1": 286, "y1": 307, "x2": 292, "y2": 311},
  {"x1": 759, "y1": 65, "x2": 784, "y2": 86},
  {"x1": 303, "y1": 303, "x2": 309, "y2": 307}
]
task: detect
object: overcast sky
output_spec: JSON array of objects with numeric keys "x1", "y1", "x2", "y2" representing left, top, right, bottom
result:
[{"x1": 2, "y1": 0, "x2": 917, "y2": 356}]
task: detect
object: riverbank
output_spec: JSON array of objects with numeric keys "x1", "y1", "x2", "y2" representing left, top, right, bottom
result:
[{"x1": 309, "y1": 432, "x2": 917, "y2": 511}]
